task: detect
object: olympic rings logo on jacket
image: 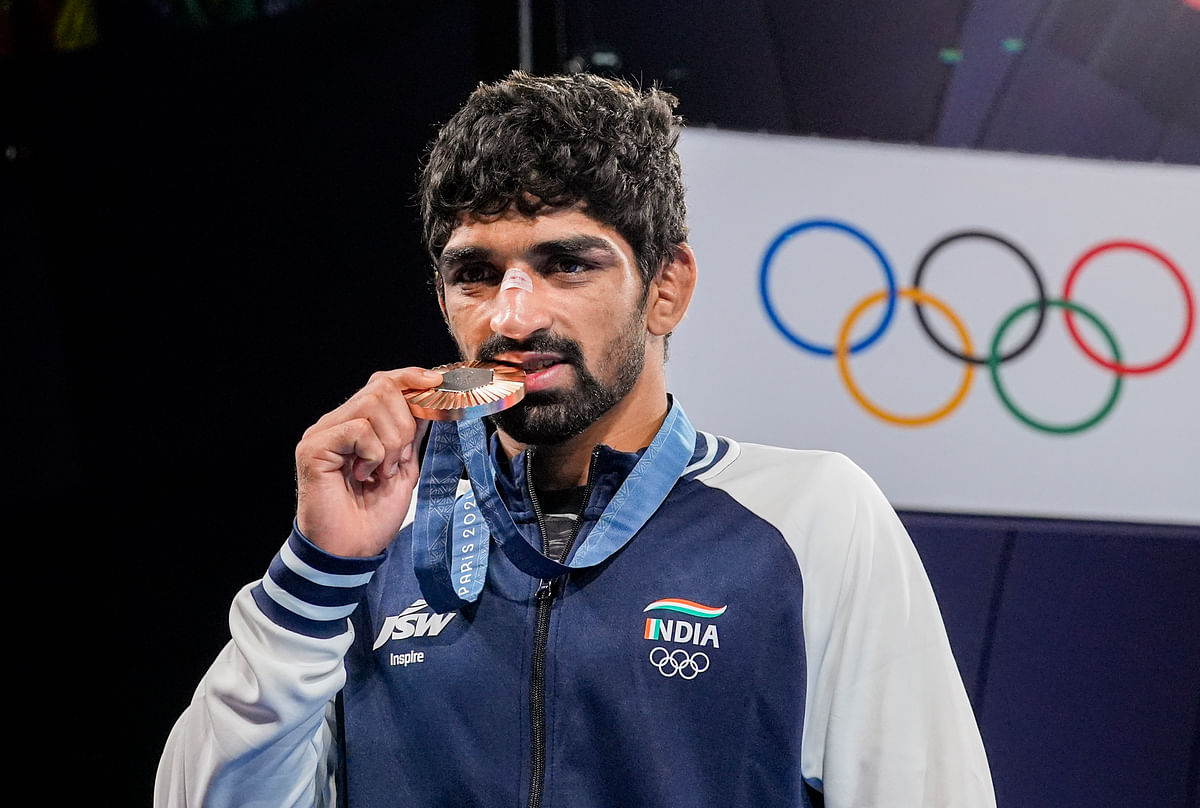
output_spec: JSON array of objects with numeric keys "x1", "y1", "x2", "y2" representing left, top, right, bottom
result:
[
  {"x1": 649, "y1": 647, "x2": 711, "y2": 680},
  {"x1": 759, "y1": 219, "x2": 1196, "y2": 435}
]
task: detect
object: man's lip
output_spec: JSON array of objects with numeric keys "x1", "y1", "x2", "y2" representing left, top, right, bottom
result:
[{"x1": 490, "y1": 353, "x2": 565, "y2": 372}]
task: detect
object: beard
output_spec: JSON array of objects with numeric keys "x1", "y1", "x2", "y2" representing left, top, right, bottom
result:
[{"x1": 472, "y1": 313, "x2": 647, "y2": 446}]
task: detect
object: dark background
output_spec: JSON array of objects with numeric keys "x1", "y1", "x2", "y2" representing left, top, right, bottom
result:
[
  {"x1": 3, "y1": 0, "x2": 1197, "y2": 803},
  {"x1": 6, "y1": 1, "x2": 507, "y2": 798}
]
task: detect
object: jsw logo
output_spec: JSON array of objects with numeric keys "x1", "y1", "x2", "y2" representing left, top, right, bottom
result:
[{"x1": 372, "y1": 599, "x2": 455, "y2": 650}]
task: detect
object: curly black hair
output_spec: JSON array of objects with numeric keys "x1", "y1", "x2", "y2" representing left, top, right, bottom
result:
[{"x1": 418, "y1": 71, "x2": 688, "y2": 287}]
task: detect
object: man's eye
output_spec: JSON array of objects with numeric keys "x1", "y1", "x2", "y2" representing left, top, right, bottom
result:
[
  {"x1": 552, "y1": 259, "x2": 589, "y2": 275},
  {"x1": 453, "y1": 265, "x2": 499, "y2": 285}
]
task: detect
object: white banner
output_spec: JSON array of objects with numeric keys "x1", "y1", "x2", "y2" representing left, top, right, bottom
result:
[{"x1": 669, "y1": 129, "x2": 1200, "y2": 525}]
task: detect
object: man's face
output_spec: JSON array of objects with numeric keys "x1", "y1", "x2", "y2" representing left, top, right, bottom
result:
[{"x1": 437, "y1": 206, "x2": 651, "y2": 446}]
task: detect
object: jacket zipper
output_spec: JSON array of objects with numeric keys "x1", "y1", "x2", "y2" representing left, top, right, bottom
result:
[{"x1": 526, "y1": 447, "x2": 600, "y2": 808}]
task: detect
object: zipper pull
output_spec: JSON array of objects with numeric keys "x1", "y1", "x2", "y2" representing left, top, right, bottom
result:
[{"x1": 535, "y1": 578, "x2": 555, "y2": 602}]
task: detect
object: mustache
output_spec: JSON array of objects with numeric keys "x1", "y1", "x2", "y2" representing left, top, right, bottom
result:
[{"x1": 475, "y1": 332, "x2": 586, "y2": 368}]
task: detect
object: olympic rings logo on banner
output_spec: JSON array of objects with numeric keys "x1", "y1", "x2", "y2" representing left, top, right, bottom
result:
[
  {"x1": 649, "y1": 647, "x2": 711, "y2": 679},
  {"x1": 759, "y1": 219, "x2": 1195, "y2": 434}
]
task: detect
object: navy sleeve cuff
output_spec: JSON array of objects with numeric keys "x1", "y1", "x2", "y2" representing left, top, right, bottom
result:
[{"x1": 250, "y1": 523, "x2": 387, "y2": 639}]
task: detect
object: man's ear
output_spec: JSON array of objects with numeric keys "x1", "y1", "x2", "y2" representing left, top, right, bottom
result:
[
  {"x1": 435, "y1": 273, "x2": 448, "y2": 321},
  {"x1": 645, "y1": 243, "x2": 697, "y2": 337}
]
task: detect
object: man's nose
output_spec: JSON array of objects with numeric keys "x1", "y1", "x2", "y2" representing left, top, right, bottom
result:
[{"x1": 489, "y1": 267, "x2": 552, "y2": 339}]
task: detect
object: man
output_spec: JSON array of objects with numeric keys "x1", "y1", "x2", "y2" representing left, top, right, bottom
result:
[{"x1": 155, "y1": 71, "x2": 995, "y2": 807}]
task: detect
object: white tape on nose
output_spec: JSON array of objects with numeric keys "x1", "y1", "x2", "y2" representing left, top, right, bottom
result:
[{"x1": 500, "y1": 267, "x2": 534, "y2": 293}]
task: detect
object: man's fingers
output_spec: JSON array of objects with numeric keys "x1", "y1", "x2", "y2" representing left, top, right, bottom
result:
[
  {"x1": 381, "y1": 414, "x2": 432, "y2": 478},
  {"x1": 299, "y1": 368, "x2": 443, "y2": 482},
  {"x1": 411, "y1": 418, "x2": 432, "y2": 457},
  {"x1": 359, "y1": 369, "x2": 441, "y2": 477},
  {"x1": 293, "y1": 367, "x2": 445, "y2": 556},
  {"x1": 308, "y1": 367, "x2": 443, "y2": 435},
  {"x1": 313, "y1": 418, "x2": 388, "y2": 481}
]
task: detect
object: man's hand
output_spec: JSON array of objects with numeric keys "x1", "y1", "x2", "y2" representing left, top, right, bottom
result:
[{"x1": 295, "y1": 367, "x2": 443, "y2": 557}]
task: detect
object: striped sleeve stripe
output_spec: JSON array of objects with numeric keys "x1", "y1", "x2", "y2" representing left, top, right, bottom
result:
[
  {"x1": 682, "y1": 431, "x2": 719, "y2": 476},
  {"x1": 266, "y1": 560, "x2": 365, "y2": 609},
  {"x1": 284, "y1": 524, "x2": 385, "y2": 577},
  {"x1": 683, "y1": 433, "x2": 738, "y2": 480},
  {"x1": 250, "y1": 586, "x2": 349, "y2": 640},
  {"x1": 261, "y1": 573, "x2": 362, "y2": 621},
  {"x1": 695, "y1": 438, "x2": 740, "y2": 482},
  {"x1": 281, "y1": 539, "x2": 376, "y2": 587},
  {"x1": 251, "y1": 525, "x2": 386, "y2": 638}
]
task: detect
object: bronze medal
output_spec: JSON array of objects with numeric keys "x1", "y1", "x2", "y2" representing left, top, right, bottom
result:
[{"x1": 404, "y1": 360, "x2": 526, "y2": 421}]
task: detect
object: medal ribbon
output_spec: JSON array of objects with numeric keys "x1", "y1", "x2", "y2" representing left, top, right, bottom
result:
[{"x1": 412, "y1": 400, "x2": 696, "y2": 613}]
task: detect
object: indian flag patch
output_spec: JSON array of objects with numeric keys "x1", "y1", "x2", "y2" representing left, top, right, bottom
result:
[
  {"x1": 642, "y1": 598, "x2": 727, "y2": 618},
  {"x1": 642, "y1": 598, "x2": 725, "y2": 647}
]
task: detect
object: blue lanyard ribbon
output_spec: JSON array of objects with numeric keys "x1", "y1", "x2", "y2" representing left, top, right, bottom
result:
[{"x1": 412, "y1": 400, "x2": 696, "y2": 613}]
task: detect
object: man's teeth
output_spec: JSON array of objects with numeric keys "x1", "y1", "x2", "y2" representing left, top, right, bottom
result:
[{"x1": 523, "y1": 358, "x2": 558, "y2": 371}]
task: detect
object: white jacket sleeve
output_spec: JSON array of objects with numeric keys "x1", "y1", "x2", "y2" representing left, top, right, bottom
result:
[
  {"x1": 793, "y1": 453, "x2": 996, "y2": 807},
  {"x1": 707, "y1": 445, "x2": 995, "y2": 807},
  {"x1": 154, "y1": 528, "x2": 386, "y2": 808}
]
